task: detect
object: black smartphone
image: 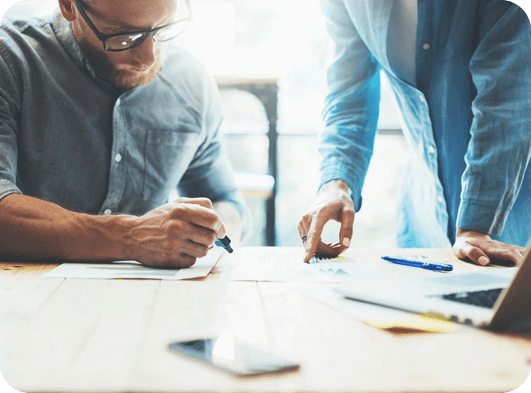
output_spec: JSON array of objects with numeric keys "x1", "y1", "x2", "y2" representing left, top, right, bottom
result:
[{"x1": 168, "y1": 333, "x2": 300, "y2": 376}]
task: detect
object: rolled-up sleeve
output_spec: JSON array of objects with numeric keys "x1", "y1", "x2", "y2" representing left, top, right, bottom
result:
[
  {"x1": 319, "y1": 0, "x2": 381, "y2": 211},
  {"x1": 0, "y1": 37, "x2": 22, "y2": 201},
  {"x1": 458, "y1": 2, "x2": 531, "y2": 235}
]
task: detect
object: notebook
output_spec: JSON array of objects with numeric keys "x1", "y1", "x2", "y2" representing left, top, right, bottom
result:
[{"x1": 336, "y1": 245, "x2": 531, "y2": 330}]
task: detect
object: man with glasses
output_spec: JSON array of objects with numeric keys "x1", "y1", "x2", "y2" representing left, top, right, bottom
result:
[{"x1": 0, "y1": 0, "x2": 249, "y2": 267}]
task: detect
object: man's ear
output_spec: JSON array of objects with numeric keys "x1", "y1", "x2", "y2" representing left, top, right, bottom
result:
[{"x1": 57, "y1": 0, "x2": 76, "y2": 22}]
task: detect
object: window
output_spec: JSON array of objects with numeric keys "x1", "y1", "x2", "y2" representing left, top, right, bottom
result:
[{"x1": 178, "y1": 0, "x2": 408, "y2": 247}]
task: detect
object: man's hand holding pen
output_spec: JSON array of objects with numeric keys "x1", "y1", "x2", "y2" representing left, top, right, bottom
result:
[{"x1": 125, "y1": 197, "x2": 228, "y2": 269}]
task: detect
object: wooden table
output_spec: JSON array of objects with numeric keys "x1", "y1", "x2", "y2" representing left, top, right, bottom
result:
[{"x1": 1, "y1": 247, "x2": 530, "y2": 392}]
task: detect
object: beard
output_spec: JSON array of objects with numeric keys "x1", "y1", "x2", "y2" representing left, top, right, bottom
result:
[
  {"x1": 111, "y1": 60, "x2": 163, "y2": 89},
  {"x1": 78, "y1": 38, "x2": 164, "y2": 90}
]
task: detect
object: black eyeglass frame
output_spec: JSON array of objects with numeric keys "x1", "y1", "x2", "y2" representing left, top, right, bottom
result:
[{"x1": 72, "y1": 0, "x2": 192, "y2": 52}]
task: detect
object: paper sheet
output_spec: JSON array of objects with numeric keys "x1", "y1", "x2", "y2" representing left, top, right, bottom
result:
[
  {"x1": 218, "y1": 253, "x2": 386, "y2": 283},
  {"x1": 42, "y1": 247, "x2": 224, "y2": 280}
]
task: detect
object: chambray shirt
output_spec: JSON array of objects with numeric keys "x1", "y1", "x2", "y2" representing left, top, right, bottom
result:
[
  {"x1": 0, "y1": 11, "x2": 249, "y2": 232},
  {"x1": 319, "y1": 0, "x2": 531, "y2": 248}
]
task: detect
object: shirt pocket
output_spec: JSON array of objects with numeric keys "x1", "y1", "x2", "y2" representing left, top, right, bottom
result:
[{"x1": 143, "y1": 128, "x2": 200, "y2": 202}]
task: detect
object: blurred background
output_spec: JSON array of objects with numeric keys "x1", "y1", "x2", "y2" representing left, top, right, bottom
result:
[
  {"x1": 6, "y1": 0, "x2": 527, "y2": 247},
  {"x1": 0, "y1": 0, "x2": 421, "y2": 248}
]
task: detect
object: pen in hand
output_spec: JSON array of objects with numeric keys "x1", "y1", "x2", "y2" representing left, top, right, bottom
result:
[
  {"x1": 215, "y1": 236, "x2": 233, "y2": 253},
  {"x1": 381, "y1": 256, "x2": 453, "y2": 272}
]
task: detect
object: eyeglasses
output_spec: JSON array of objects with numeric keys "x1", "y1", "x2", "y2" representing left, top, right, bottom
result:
[{"x1": 73, "y1": 0, "x2": 192, "y2": 52}]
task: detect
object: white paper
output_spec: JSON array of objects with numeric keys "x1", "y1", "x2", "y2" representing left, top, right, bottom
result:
[
  {"x1": 43, "y1": 247, "x2": 224, "y2": 280},
  {"x1": 219, "y1": 253, "x2": 383, "y2": 283},
  {"x1": 300, "y1": 286, "x2": 414, "y2": 321}
]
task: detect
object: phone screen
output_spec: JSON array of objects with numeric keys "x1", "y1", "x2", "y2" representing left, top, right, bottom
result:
[{"x1": 168, "y1": 332, "x2": 299, "y2": 376}]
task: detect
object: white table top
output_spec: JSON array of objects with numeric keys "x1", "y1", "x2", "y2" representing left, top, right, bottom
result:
[{"x1": 1, "y1": 247, "x2": 530, "y2": 392}]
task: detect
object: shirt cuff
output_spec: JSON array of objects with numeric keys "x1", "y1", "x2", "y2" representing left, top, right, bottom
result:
[
  {"x1": 0, "y1": 179, "x2": 21, "y2": 201},
  {"x1": 457, "y1": 199, "x2": 509, "y2": 237},
  {"x1": 319, "y1": 161, "x2": 364, "y2": 212}
]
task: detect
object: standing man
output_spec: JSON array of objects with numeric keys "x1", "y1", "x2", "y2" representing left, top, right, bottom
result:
[
  {"x1": 299, "y1": 0, "x2": 530, "y2": 265},
  {"x1": 0, "y1": 0, "x2": 249, "y2": 267}
]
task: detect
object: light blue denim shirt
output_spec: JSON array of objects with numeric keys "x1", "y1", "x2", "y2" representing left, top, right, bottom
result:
[
  {"x1": 319, "y1": 0, "x2": 531, "y2": 248},
  {"x1": 0, "y1": 11, "x2": 250, "y2": 234}
]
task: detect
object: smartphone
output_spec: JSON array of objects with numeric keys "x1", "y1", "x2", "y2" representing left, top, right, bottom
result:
[{"x1": 168, "y1": 332, "x2": 300, "y2": 376}]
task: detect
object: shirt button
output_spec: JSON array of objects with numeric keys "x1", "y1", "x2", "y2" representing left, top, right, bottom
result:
[
  {"x1": 114, "y1": 153, "x2": 122, "y2": 163},
  {"x1": 428, "y1": 145, "x2": 436, "y2": 154},
  {"x1": 103, "y1": 209, "x2": 112, "y2": 215},
  {"x1": 419, "y1": 95, "x2": 426, "y2": 103},
  {"x1": 116, "y1": 98, "x2": 121, "y2": 106},
  {"x1": 422, "y1": 42, "x2": 431, "y2": 50},
  {"x1": 437, "y1": 196, "x2": 445, "y2": 203}
]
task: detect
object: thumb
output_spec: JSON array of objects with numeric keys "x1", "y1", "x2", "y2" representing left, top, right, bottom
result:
[
  {"x1": 455, "y1": 240, "x2": 490, "y2": 266},
  {"x1": 175, "y1": 197, "x2": 213, "y2": 209},
  {"x1": 338, "y1": 207, "x2": 354, "y2": 249}
]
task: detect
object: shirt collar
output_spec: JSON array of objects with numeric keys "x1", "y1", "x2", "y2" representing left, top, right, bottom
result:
[
  {"x1": 52, "y1": 10, "x2": 97, "y2": 77},
  {"x1": 52, "y1": 9, "x2": 119, "y2": 94}
]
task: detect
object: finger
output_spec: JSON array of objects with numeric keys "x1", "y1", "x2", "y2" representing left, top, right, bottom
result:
[
  {"x1": 457, "y1": 242, "x2": 490, "y2": 266},
  {"x1": 187, "y1": 225, "x2": 217, "y2": 247},
  {"x1": 156, "y1": 253, "x2": 197, "y2": 269},
  {"x1": 180, "y1": 241, "x2": 210, "y2": 259},
  {"x1": 177, "y1": 198, "x2": 223, "y2": 233},
  {"x1": 176, "y1": 254, "x2": 197, "y2": 268},
  {"x1": 297, "y1": 218, "x2": 307, "y2": 238},
  {"x1": 516, "y1": 246, "x2": 528, "y2": 254},
  {"x1": 189, "y1": 217, "x2": 227, "y2": 246},
  {"x1": 338, "y1": 207, "x2": 354, "y2": 249},
  {"x1": 298, "y1": 223, "x2": 308, "y2": 250},
  {"x1": 168, "y1": 205, "x2": 226, "y2": 242},
  {"x1": 298, "y1": 215, "x2": 311, "y2": 245},
  {"x1": 477, "y1": 255, "x2": 490, "y2": 266},
  {"x1": 172, "y1": 204, "x2": 221, "y2": 232},
  {"x1": 298, "y1": 214, "x2": 312, "y2": 253},
  {"x1": 515, "y1": 247, "x2": 529, "y2": 265},
  {"x1": 176, "y1": 197, "x2": 213, "y2": 209},
  {"x1": 505, "y1": 247, "x2": 524, "y2": 265},
  {"x1": 315, "y1": 241, "x2": 343, "y2": 258},
  {"x1": 304, "y1": 214, "x2": 329, "y2": 263},
  {"x1": 467, "y1": 239, "x2": 523, "y2": 266},
  {"x1": 488, "y1": 247, "x2": 523, "y2": 266}
]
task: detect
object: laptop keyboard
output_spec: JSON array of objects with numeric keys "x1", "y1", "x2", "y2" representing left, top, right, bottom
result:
[{"x1": 440, "y1": 288, "x2": 504, "y2": 309}]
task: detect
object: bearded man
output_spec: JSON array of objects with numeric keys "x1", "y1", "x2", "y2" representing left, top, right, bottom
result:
[{"x1": 0, "y1": 0, "x2": 249, "y2": 267}]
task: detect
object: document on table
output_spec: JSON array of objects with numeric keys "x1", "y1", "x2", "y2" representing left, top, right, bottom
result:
[
  {"x1": 218, "y1": 252, "x2": 386, "y2": 283},
  {"x1": 43, "y1": 247, "x2": 224, "y2": 280}
]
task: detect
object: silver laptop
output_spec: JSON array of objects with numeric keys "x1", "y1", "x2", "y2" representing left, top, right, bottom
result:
[{"x1": 337, "y1": 247, "x2": 531, "y2": 330}]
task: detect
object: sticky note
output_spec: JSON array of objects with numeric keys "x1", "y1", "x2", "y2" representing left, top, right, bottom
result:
[{"x1": 364, "y1": 313, "x2": 458, "y2": 334}]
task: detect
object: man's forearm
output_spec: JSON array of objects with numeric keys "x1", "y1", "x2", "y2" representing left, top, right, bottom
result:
[{"x1": 0, "y1": 193, "x2": 135, "y2": 261}]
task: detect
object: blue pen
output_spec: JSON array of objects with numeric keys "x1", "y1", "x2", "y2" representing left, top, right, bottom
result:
[
  {"x1": 381, "y1": 256, "x2": 453, "y2": 272},
  {"x1": 215, "y1": 236, "x2": 233, "y2": 253}
]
